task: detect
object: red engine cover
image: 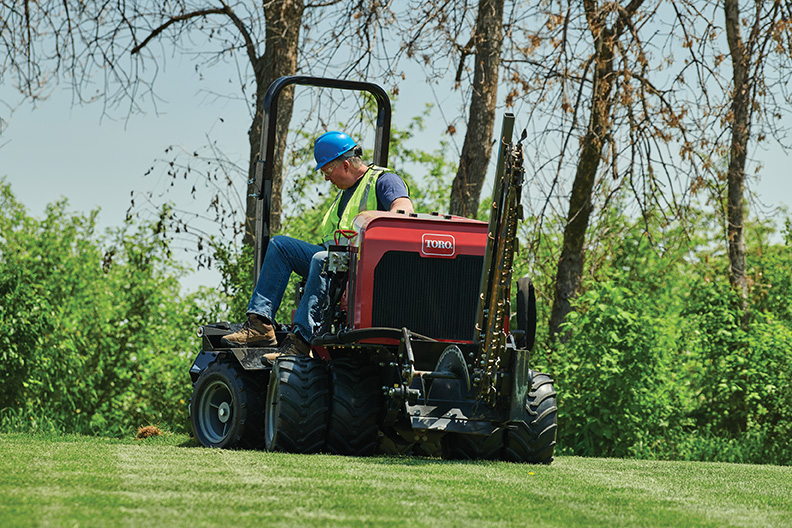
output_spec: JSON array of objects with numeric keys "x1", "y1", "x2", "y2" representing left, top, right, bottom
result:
[{"x1": 348, "y1": 211, "x2": 489, "y2": 339}]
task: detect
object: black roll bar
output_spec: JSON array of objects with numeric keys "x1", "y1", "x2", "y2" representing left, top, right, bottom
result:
[{"x1": 253, "y1": 76, "x2": 392, "y2": 284}]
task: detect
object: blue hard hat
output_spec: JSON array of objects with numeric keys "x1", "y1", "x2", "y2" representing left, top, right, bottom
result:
[{"x1": 314, "y1": 131, "x2": 357, "y2": 170}]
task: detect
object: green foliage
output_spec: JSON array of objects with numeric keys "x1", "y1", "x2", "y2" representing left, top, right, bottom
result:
[
  {"x1": 742, "y1": 314, "x2": 792, "y2": 465},
  {"x1": 210, "y1": 241, "x2": 255, "y2": 322},
  {"x1": 660, "y1": 429, "x2": 776, "y2": 464},
  {"x1": 534, "y1": 203, "x2": 792, "y2": 464},
  {"x1": 554, "y1": 282, "x2": 675, "y2": 458},
  {"x1": 749, "y1": 213, "x2": 792, "y2": 324},
  {"x1": 683, "y1": 278, "x2": 750, "y2": 434},
  {"x1": 681, "y1": 278, "x2": 792, "y2": 463},
  {"x1": 0, "y1": 181, "x2": 201, "y2": 437},
  {"x1": 385, "y1": 104, "x2": 458, "y2": 214}
]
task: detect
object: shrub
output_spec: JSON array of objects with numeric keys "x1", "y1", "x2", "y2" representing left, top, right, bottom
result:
[
  {"x1": 553, "y1": 281, "x2": 676, "y2": 458},
  {"x1": 681, "y1": 276, "x2": 792, "y2": 464},
  {"x1": 0, "y1": 182, "x2": 201, "y2": 436}
]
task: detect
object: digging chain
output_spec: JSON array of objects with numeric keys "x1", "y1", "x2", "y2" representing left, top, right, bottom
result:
[{"x1": 474, "y1": 129, "x2": 525, "y2": 406}]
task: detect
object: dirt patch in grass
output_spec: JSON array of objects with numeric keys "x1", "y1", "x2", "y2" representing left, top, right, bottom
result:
[{"x1": 136, "y1": 425, "x2": 163, "y2": 440}]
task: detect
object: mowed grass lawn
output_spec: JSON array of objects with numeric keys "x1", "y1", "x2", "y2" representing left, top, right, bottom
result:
[{"x1": 1, "y1": 433, "x2": 790, "y2": 527}]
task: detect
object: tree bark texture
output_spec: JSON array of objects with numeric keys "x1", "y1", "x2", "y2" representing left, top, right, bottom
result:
[
  {"x1": 723, "y1": 0, "x2": 750, "y2": 303},
  {"x1": 548, "y1": 0, "x2": 643, "y2": 341},
  {"x1": 244, "y1": 0, "x2": 304, "y2": 248},
  {"x1": 448, "y1": 0, "x2": 505, "y2": 218}
]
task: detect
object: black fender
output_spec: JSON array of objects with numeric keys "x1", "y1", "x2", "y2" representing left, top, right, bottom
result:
[{"x1": 189, "y1": 350, "x2": 227, "y2": 384}]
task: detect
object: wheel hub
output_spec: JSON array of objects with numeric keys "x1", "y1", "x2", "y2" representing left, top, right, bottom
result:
[{"x1": 217, "y1": 402, "x2": 231, "y2": 423}]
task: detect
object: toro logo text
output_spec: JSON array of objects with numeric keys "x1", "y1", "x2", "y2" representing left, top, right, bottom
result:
[{"x1": 421, "y1": 233, "x2": 456, "y2": 257}]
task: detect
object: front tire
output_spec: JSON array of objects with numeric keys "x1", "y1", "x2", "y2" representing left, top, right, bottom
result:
[
  {"x1": 441, "y1": 429, "x2": 505, "y2": 460},
  {"x1": 326, "y1": 359, "x2": 381, "y2": 456},
  {"x1": 504, "y1": 371, "x2": 557, "y2": 464},
  {"x1": 265, "y1": 356, "x2": 329, "y2": 454},
  {"x1": 190, "y1": 360, "x2": 266, "y2": 449}
]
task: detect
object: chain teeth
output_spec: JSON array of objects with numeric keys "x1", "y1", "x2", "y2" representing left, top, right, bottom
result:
[{"x1": 475, "y1": 142, "x2": 525, "y2": 406}]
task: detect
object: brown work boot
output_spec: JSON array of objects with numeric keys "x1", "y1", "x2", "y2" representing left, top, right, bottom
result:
[
  {"x1": 264, "y1": 333, "x2": 311, "y2": 363},
  {"x1": 220, "y1": 314, "x2": 277, "y2": 348}
]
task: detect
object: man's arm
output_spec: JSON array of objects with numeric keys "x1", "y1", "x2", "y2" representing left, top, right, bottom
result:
[
  {"x1": 376, "y1": 172, "x2": 414, "y2": 214},
  {"x1": 389, "y1": 196, "x2": 414, "y2": 214}
]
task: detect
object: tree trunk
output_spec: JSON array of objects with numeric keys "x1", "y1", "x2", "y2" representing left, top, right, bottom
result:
[
  {"x1": 244, "y1": 0, "x2": 304, "y2": 248},
  {"x1": 448, "y1": 0, "x2": 505, "y2": 218},
  {"x1": 724, "y1": 0, "x2": 750, "y2": 305},
  {"x1": 548, "y1": 9, "x2": 617, "y2": 342}
]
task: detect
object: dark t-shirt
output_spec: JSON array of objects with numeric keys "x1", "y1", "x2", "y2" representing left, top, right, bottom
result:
[{"x1": 337, "y1": 170, "x2": 409, "y2": 217}]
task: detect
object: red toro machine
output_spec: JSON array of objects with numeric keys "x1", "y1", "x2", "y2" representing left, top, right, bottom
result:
[{"x1": 188, "y1": 76, "x2": 557, "y2": 463}]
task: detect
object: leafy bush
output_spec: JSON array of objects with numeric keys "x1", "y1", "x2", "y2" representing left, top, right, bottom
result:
[
  {"x1": 0, "y1": 181, "x2": 202, "y2": 436},
  {"x1": 681, "y1": 278, "x2": 792, "y2": 464},
  {"x1": 542, "y1": 208, "x2": 792, "y2": 464},
  {"x1": 683, "y1": 278, "x2": 750, "y2": 435},
  {"x1": 749, "y1": 215, "x2": 792, "y2": 324},
  {"x1": 210, "y1": 241, "x2": 255, "y2": 322},
  {"x1": 746, "y1": 313, "x2": 792, "y2": 464},
  {"x1": 553, "y1": 281, "x2": 676, "y2": 458}
]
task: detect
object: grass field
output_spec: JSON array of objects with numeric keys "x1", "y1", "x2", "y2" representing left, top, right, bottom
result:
[{"x1": 1, "y1": 433, "x2": 790, "y2": 527}]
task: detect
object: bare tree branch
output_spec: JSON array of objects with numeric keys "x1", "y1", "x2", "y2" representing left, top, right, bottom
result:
[{"x1": 130, "y1": 8, "x2": 228, "y2": 56}]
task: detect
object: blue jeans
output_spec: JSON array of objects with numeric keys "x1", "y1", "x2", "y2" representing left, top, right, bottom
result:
[{"x1": 247, "y1": 235, "x2": 328, "y2": 342}]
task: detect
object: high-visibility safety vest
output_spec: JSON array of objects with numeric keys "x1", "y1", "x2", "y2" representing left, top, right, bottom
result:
[{"x1": 319, "y1": 165, "x2": 393, "y2": 246}]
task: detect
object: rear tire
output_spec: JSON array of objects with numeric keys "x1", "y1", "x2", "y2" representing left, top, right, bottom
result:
[
  {"x1": 504, "y1": 371, "x2": 557, "y2": 464},
  {"x1": 326, "y1": 359, "x2": 381, "y2": 456},
  {"x1": 190, "y1": 360, "x2": 266, "y2": 449},
  {"x1": 265, "y1": 356, "x2": 329, "y2": 454},
  {"x1": 441, "y1": 429, "x2": 505, "y2": 460}
]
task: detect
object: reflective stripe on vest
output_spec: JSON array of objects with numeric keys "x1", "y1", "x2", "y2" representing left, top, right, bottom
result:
[{"x1": 319, "y1": 166, "x2": 391, "y2": 246}]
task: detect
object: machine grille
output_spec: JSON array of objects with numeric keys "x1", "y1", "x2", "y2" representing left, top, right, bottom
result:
[{"x1": 371, "y1": 251, "x2": 483, "y2": 341}]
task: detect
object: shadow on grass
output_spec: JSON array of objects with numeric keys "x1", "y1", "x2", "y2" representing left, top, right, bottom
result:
[
  {"x1": 177, "y1": 435, "x2": 200, "y2": 448},
  {"x1": 366, "y1": 455, "x2": 507, "y2": 467},
  {"x1": 176, "y1": 440, "x2": 499, "y2": 466}
]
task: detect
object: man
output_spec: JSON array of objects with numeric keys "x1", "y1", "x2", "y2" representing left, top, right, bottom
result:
[{"x1": 221, "y1": 131, "x2": 414, "y2": 358}]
